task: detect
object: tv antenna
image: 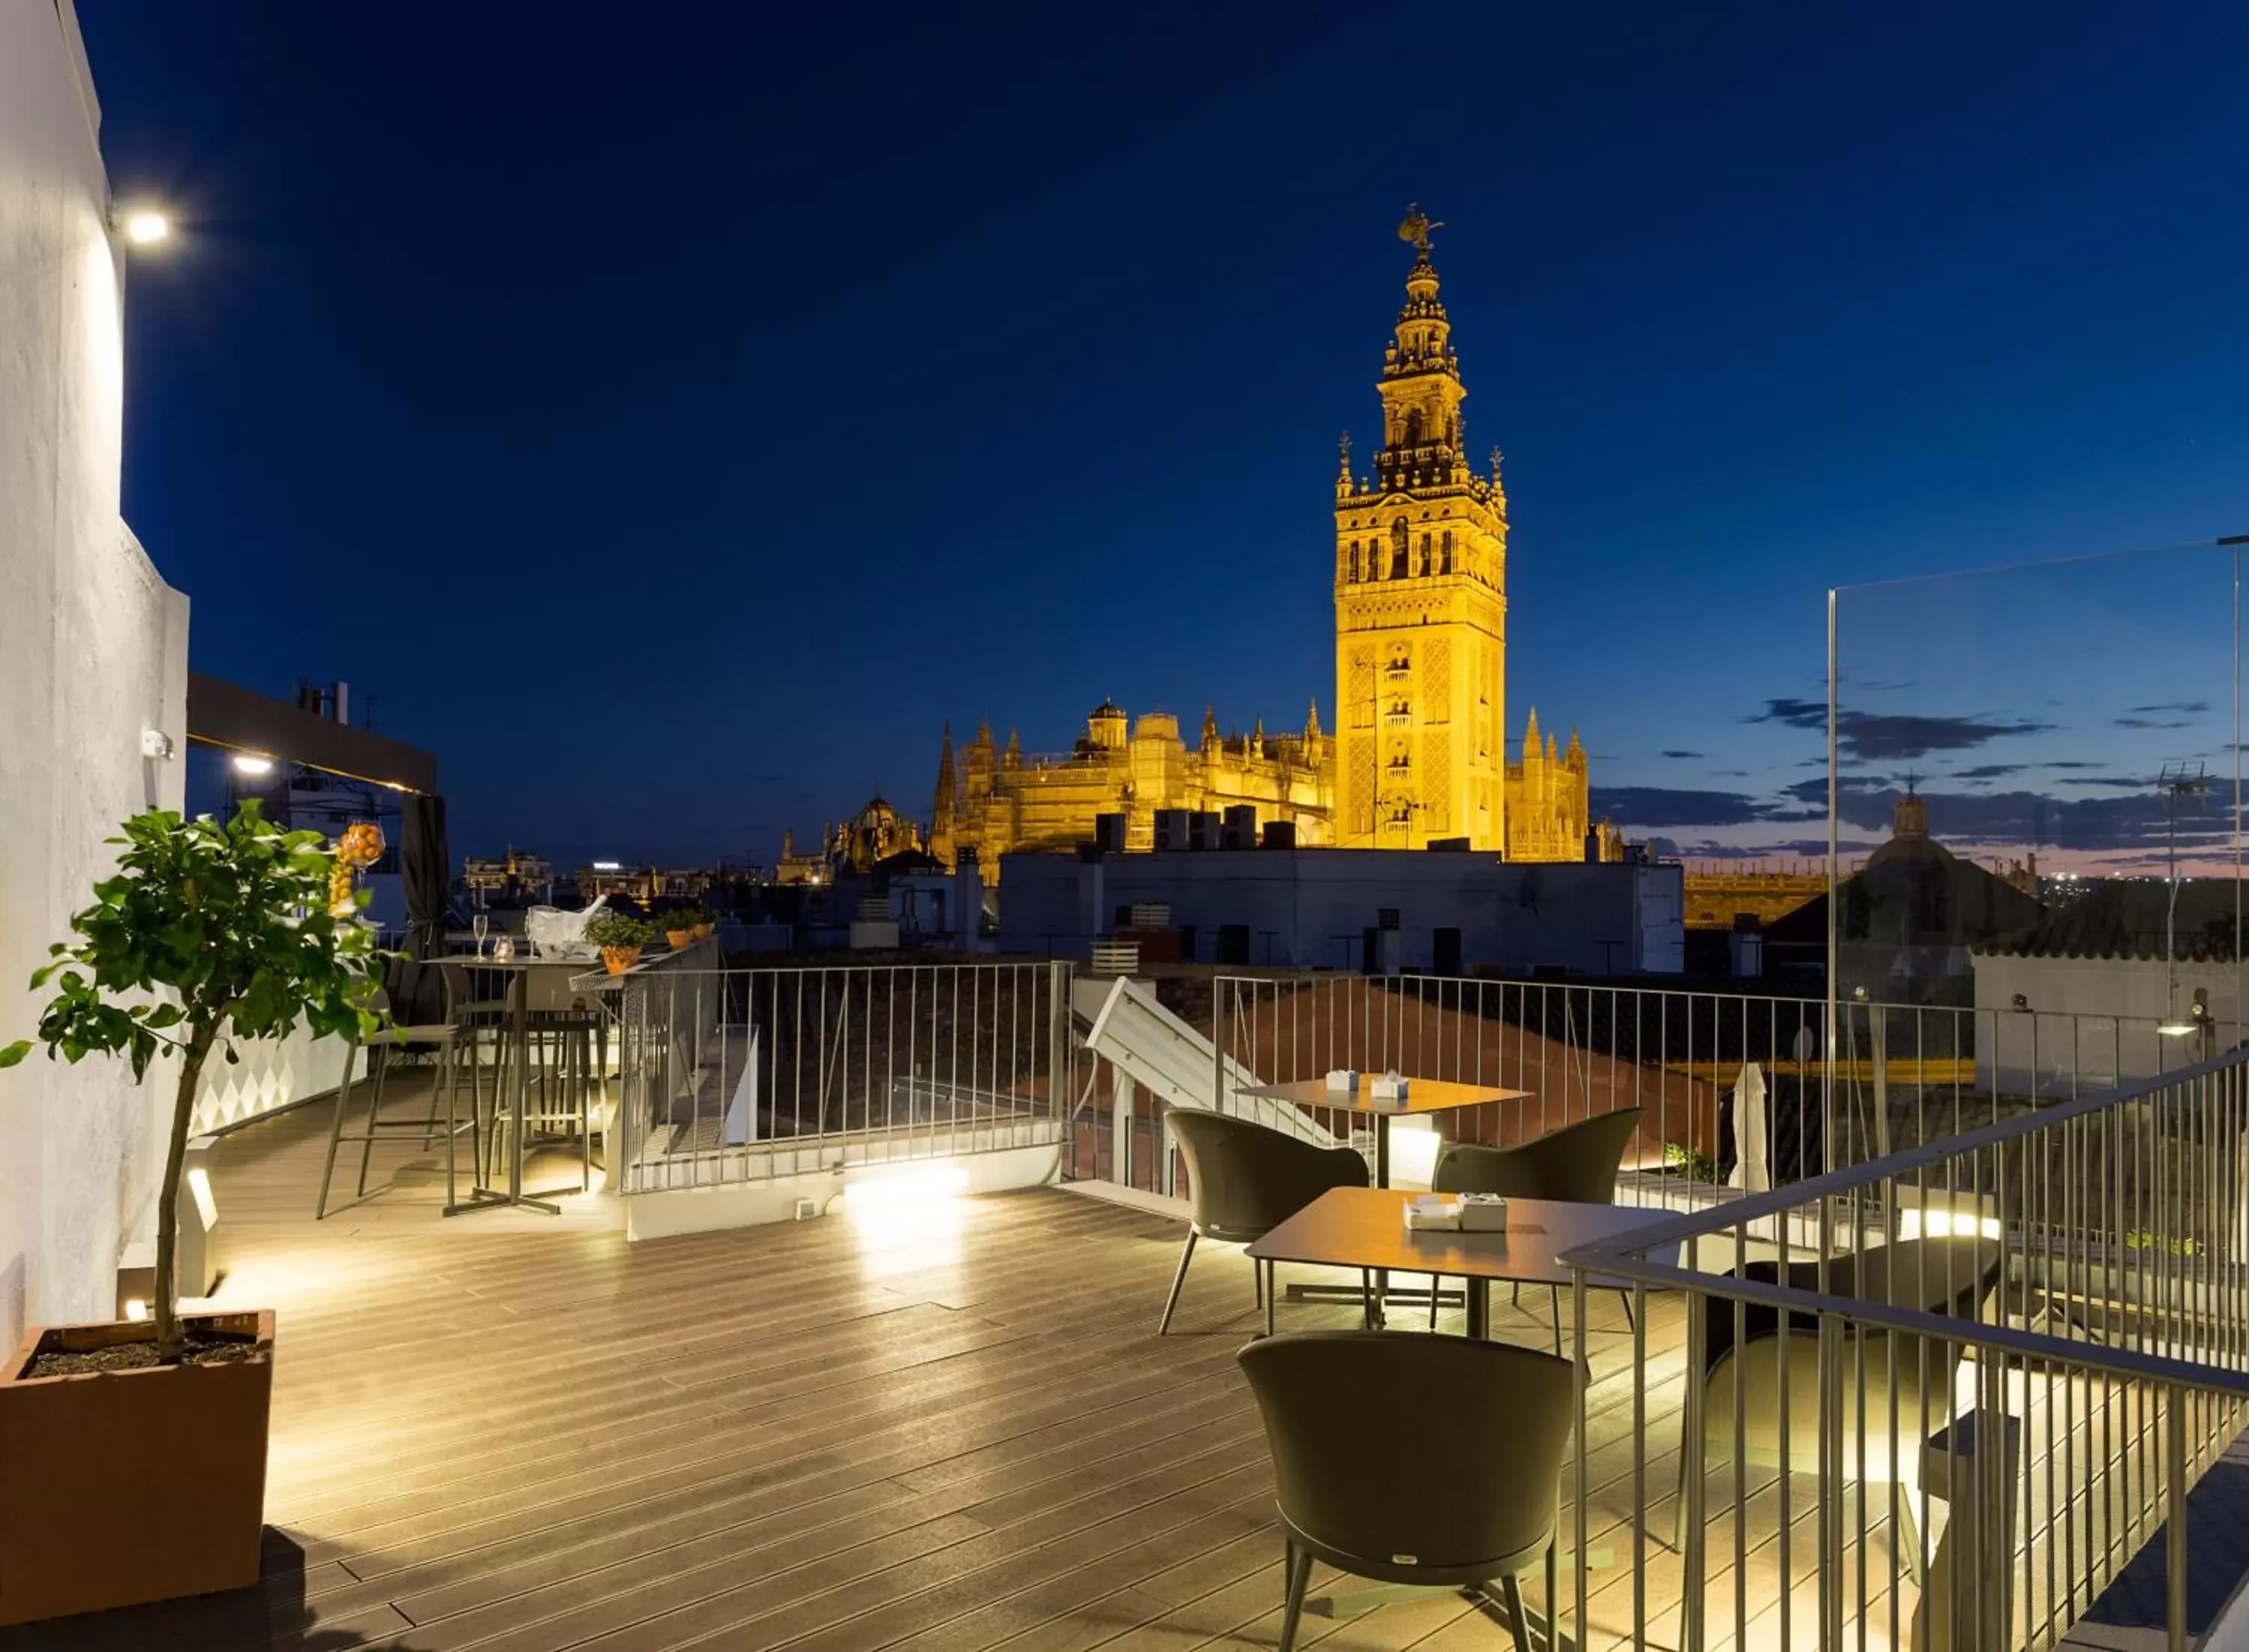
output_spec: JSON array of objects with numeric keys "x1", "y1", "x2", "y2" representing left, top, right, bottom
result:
[{"x1": 2158, "y1": 762, "x2": 2210, "y2": 1035}]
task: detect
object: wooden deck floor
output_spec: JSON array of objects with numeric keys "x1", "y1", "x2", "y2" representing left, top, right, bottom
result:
[
  {"x1": 14, "y1": 1082, "x2": 2158, "y2": 1652},
  {"x1": 5, "y1": 1085, "x2": 1667, "y2": 1652}
]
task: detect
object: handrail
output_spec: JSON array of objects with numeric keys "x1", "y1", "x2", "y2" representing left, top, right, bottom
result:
[
  {"x1": 1565, "y1": 1040, "x2": 2249, "y2": 1260},
  {"x1": 1561, "y1": 1041, "x2": 2249, "y2": 1395}
]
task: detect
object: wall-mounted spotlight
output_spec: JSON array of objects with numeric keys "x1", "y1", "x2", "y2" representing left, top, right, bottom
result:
[
  {"x1": 109, "y1": 205, "x2": 170, "y2": 245},
  {"x1": 231, "y1": 753, "x2": 274, "y2": 777}
]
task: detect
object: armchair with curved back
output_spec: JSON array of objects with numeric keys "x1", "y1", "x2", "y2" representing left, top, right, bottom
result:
[
  {"x1": 1427, "y1": 1106, "x2": 1643, "y2": 1339},
  {"x1": 1674, "y1": 1232, "x2": 2002, "y2": 1571},
  {"x1": 1159, "y1": 1106, "x2": 1370, "y2": 1336},
  {"x1": 1239, "y1": 1330, "x2": 1577, "y2": 1652}
]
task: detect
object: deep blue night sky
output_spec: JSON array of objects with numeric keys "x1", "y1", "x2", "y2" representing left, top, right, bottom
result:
[{"x1": 81, "y1": 3, "x2": 2249, "y2": 870}]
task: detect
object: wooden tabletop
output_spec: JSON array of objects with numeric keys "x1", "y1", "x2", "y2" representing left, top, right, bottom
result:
[
  {"x1": 1246, "y1": 1186, "x2": 1675, "y2": 1287},
  {"x1": 1240, "y1": 1076, "x2": 1529, "y2": 1117}
]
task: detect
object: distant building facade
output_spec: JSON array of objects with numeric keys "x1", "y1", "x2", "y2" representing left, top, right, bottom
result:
[
  {"x1": 464, "y1": 850, "x2": 555, "y2": 902},
  {"x1": 997, "y1": 846, "x2": 1685, "y2": 976},
  {"x1": 930, "y1": 211, "x2": 1615, "y2": 879},
  {"x1": 573, "y1": 864, "x2": 715, "y2": 902},
  {"x1": 1766, "y1": 788, "x2": 2044, "y2": 1005},
  {"x1": 1682, "y1": 860, "x2": 1829, "y2": 931},
  {"x1": 775, "y1": 796, "x2": 930, "y2": 885},
  {"x1": 934, "y1": 708, "x2": 1334, "y2": 884}
]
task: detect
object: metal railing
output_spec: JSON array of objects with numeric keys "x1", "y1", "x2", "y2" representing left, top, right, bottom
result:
[
  {"x1": 610, "y1": 962, "x2": 1074, "y2": 1193},
  {"x1": 1065, "y1": 971, "x2": 2244, "y2": 1207},
  {"x1": 1561, "y1": 1047, "x2": 2249, "y2": 1652}
]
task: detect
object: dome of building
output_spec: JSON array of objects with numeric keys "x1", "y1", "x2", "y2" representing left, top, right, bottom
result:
[{"x1": 833, "y1": 795, "x2": 924, "y2": 875}]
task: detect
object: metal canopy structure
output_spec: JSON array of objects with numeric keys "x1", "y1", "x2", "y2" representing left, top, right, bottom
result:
[{"x1": 185, "y1": 672, "x2": 436, "y2": 795}]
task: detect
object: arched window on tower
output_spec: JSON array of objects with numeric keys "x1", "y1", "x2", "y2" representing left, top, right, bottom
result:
[
  {"x1": 1391, "y1": 519, "x2": 1409, "y2": 579},
  {"x1": 1419, "y1": 533, "x2": 1433, "y2": 576},
  {"x1": 1348, "y1": 543, "x2": 1359, "y2": 582},
  {"x1": 1405, "y1": 409, "x2": 1424, "y2": 447},
  {"x1": 1441, "y1": 530, "x2": 1454, "y2": 574}
]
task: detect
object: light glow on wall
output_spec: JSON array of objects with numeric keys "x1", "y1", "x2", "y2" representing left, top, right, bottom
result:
[
  {"x1": 843, "y1": 1163, "x2": 970, "y2": 1211},
  {"x1": 187, "y1": 1166, "x2": 217, "y2": 1232},
  {"x1": 1388, "y1": 1121, "x2": 1441, "y2": 1188},
  {"x1": 231, "y1": 753, "x2": 274, "y2": 776},
  {"x1": 1897, "y1": 1199, "x2": 2002, "y2": 1243},
  {"x1": 122, "y1": 211, "x2": 169, "y2": 245}
]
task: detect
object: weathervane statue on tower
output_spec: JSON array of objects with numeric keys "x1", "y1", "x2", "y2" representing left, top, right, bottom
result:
[{"x1": 1397, "y1": 204, "x2": 1444, "y2": 254}]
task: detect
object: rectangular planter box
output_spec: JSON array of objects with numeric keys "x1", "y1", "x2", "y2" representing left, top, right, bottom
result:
[{"x1": 0, "y1": 1309, "x2": 274, "y2": 1626}]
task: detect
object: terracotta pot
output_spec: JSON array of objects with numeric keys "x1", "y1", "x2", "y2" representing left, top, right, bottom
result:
[
  {"x1": 0, "y1": 1310, "x2": 274, "y2": 1625},
  {"x1": 600, "y1": 945, "x2": 642, "y2": 975},
  {"x1": 664, "y1": 929, "x2": 694, "y2": 951},
  {"x1": 693, "y1": 923, "x2": 714, "y2": 941}
]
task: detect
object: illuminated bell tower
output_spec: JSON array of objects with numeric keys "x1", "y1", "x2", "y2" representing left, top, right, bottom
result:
[{"x1": 1333, "y1": 208, "x2": 1509, "y2": 850}]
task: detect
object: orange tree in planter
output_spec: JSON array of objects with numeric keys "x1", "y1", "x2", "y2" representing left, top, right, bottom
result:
[{"x1": 1, "y1": 803, "x2": 389, "y2": 1360}]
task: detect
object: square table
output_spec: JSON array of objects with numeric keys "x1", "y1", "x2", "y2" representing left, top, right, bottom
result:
[
  {"x1": 1246, "y1": 1186, "x2": 1674, "y2": 1347},
  {"x1": 1238, "y1": 1077, "x2": 1528, "y2": 1188}
]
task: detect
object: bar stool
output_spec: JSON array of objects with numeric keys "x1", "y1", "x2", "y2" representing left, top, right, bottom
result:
[
  {"x1": 436, "y1": 962, "x2": 513, "y2": 1184},
  {"x1": 316, "y1": 971, "x2": 472, "y2": 1218}
]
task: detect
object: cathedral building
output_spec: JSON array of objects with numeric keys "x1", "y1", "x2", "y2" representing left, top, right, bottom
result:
[
  {"x1": 929, "y1": 210, "x2": 1612, "y2": 881},
  {"x1": 936, "y1": 707, "x2": 1333, "y2": 881}
]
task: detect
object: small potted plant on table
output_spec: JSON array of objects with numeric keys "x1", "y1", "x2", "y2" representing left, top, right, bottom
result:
[
  {"x1": 661, "y1": 910, "x2": 697, "y2": 951},
  {"x1": 584, "y1": 912, "x2": 655, "y2": 974},
  {"x1": 0, "y1": 804, "x2": 386, "y2": 1624},
  {"x1": 690, "y1": 905, "x2": 717, "y2": 941}
]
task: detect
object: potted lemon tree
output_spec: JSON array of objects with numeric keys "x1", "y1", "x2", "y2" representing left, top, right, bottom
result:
[{"x1": 0, "y1": 803, "x2": 386, "y2": 1624}]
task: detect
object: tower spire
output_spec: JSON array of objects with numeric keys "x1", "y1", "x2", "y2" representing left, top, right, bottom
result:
[{"x1": 1374, "y1": 205, "x2": 1463, "y2": 492}]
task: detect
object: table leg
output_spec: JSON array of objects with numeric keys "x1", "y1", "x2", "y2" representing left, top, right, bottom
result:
[
  {"x1": 1372, "y1": 1114, "x2": 1391, "y2": 1320},
  {"x1": 469, "y1": 969, "x2": 559, "y2": 1216},
  {"x1": 1467, "y1": 1278, "x2": 1490, "y2": 1340},
  {"x1": 512, "y1": 971, "x2": 528, "y2": 1199}
]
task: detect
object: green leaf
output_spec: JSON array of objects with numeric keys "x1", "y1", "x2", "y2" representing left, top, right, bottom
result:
[{"x1": 0, "y1": 1041, "x2": 29, "y2": 1068}]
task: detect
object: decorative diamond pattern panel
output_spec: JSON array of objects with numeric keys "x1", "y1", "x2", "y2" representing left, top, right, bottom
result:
[{"x1": 191, "y1": 1026, "x2": 361, "y2": 1135}]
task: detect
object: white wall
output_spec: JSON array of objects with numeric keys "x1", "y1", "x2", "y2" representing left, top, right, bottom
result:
[
  {"x1": 0, "y1": 4, "x2": 190, "y2": 1351},
  {"x1": 998, "y1": 848, "x2": 1686, "y2": 975},
  {"x1": 1972, "y1": 951, "x2": 2248, "y2": 1097}
]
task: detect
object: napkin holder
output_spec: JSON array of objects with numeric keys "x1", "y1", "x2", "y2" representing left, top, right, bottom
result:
[
  {"x1": 1404, "y1": 1193, "x2": 1462, "y2": 1232},
  {"x1": 1324, "y1": 1069, "x2": 1359, "y2": 1096},
  {"x1": 1458, "y1": 1192, "x2": 1508, "y2": 1232},
  {"x1": 1367, "y1": 1071, "x2": 1410, "y2": 1109}
]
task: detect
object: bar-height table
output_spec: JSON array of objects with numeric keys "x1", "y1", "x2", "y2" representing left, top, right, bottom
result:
[
  {"x1": 1246, "y1": 1186, "x2": 1673, "y2": 1348},
  {"x1": 443, "y1": 954, "x2": 605, "y2": 1217}
]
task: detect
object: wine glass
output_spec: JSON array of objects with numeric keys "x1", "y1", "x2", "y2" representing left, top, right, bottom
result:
[{"x1": 472, "y1": 912, "x2": 490, "y2": 958}]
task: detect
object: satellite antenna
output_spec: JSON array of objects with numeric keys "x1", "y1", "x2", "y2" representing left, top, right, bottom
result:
[{"x1": 2158, "y1": 762, "x2": 2210, "y2": 1036}]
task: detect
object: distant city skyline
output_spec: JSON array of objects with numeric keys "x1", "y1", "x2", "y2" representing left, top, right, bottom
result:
[{"x1": 82, "y1": 4, "x2": 2249, "y2": 870}]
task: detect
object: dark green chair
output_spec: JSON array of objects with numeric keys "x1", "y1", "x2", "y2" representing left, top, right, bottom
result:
[
  {"x1": 1674, "y1": 1233, "x2": 2001, "y2": 1561},
  {"x1": 1160, "y1": 1107, "x2": 1370, "y2": 1335},
  {"x1": 1429, "y1": 1106, "x2": 1643, "y2": 1339},
  {"x1": 1239, "y1": 1330, "x2": 1576, "y2": 1652}
]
